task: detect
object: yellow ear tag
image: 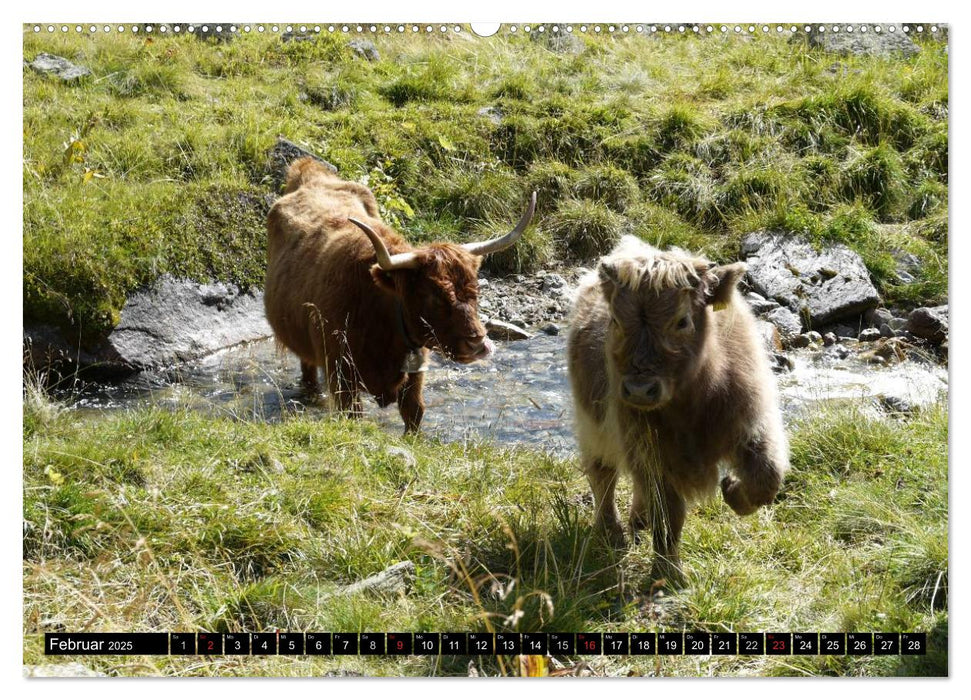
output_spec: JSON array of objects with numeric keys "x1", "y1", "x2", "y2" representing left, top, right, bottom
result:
[{"x1": 713, "y1": 301, "x2": 728, "y2": 312}]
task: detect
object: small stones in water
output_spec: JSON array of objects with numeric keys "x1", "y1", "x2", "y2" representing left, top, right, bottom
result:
[
  {"x1": 790, "y1": 334, "x2": 812, "y2": 349},
  {"x1": 859, "y1": 328, "x2": 883, "y2": 343},
  {"x1": 822, "y1": 332, "x2": 838, "y2": 347},
  {"x1": 541, "y1": 323, "x2": 560, "y2": 336},
  {"x1": 861, "y1": 337, "x2": 910, "y2": 365}
]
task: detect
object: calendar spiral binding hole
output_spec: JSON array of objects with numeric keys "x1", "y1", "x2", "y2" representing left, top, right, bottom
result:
[{"x1": 28, "y1": 23, "x2": 946, "y2": 36}]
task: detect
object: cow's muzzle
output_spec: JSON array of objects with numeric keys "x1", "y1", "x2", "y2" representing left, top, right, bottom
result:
[
  {"x1": 620, "y1": 377, "x2": 669, "y2": 410},
  {"x1": 455, "y1": 335, "x2": 494, "y2": 363}
]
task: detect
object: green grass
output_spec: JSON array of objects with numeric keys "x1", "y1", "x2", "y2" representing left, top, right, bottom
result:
[
  {"x1": 23, "y1": 28, "x2": 948, "y2": 344},
  {"x1": 23, "y1": 389, "x2": 947, "y2": 677}
]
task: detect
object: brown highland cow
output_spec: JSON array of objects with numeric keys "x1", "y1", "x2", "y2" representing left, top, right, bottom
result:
[
  {"x1": 265, "y1": 157, "x2": 536, "y2": 433},
  {"x1": 567, "y1": 235, "x2": 788, "y2": 584}
]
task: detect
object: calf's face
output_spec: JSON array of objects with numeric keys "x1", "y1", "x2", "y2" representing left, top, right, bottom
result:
[{"x1": 599, "y1": 256, "x2": 746, "y2": 410}]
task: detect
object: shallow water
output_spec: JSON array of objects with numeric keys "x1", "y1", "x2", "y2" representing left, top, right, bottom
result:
[{"x1": 62, "y1": 334, "x2": 947, "y2": 457}]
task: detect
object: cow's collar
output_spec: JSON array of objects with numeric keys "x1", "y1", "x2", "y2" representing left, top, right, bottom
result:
[{"x1": 395, "y1": 299, "x2": 429, "y2": 374}]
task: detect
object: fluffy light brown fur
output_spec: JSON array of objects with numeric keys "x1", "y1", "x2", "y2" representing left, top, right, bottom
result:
[
  {"x1": 264, "y1": 157, "x2": 490, "y2": 433},
  {"x1": 567, "y1": 235, "x2": 788, "y2": 585}
]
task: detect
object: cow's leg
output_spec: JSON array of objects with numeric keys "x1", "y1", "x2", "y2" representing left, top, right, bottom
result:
[
  {"x1": 648, "y1": 478, "x2": 686, "y2": 586},
  {"x1": 584, "y1": 457, "x2": 625, "y2": 548},
  {"x1": 397, "y1": 372, "x2": 426, "y2": 435},
  {"x1": 300, "y1": 361, "x2": 319, "y2": 394},
  {"x1": 722, "y1": 433, "x2": 786, "y2": 516}
]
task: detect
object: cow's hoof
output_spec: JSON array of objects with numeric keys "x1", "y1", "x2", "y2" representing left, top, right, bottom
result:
[
  {"x1": 596, "y1": 522, "x2": 627, "y2": 550},
  {"x1": 649, "y1": 561, "x2": 685, "y2": 591}
]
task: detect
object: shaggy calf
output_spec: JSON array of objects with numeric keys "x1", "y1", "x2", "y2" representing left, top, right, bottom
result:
[
  {"x1": 265, "y1": 157, "x2": 535, "y2": 433},
  {"x1": 567, "y1": 236, "x2": 788, "y2": 583}
]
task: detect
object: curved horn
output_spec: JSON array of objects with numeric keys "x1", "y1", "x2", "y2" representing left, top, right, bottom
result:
[
  {"x1": 348, "y1": 218, "x2": 420, "y2": 270},
  {"x1": 462, "y1": 191, "x2": 537, "y2": 257}
]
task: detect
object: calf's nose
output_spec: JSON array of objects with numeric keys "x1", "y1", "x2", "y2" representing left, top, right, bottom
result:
[{"x1": 622, "y1": 378, "x2": 663, "y2": 405}]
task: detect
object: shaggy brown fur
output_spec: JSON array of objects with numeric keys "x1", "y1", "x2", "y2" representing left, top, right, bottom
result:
[
  {"x1": 265, "y1": 157, "x2": 493, "y2": 433},
  {"x1": 567, "y1": 235, "x2": 788, "y2": 584}
]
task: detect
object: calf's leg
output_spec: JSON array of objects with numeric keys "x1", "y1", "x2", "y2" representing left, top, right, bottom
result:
[
  {"x1": 397, "y1": 372, "x2": 426, "y2": 435},
  {"x1": 722, "y1": 434, "x2": 786, "y2": 516},
  {"x1": 583, "y1": 457, "x2": 625, "y2": 548},
  {"x1": 629, "y1": 468, "x2": 686, "y2": 584},
  {"x1": 650, "y1": 479, "x2": 686, "y2": 585}
]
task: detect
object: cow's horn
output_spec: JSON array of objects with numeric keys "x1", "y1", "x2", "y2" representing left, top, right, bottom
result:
[
  {"x1": 348, "y1": 218, "x2": 420, "y2": 270},
  {"x1": 462, "y1": 191, "x2": 537, "y2": 257}
]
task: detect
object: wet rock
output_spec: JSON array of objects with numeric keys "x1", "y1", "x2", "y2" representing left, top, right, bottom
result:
[
  {"x1": 764, "y1": 306, "x2": 803, "y2": 347},
  {"x1": 541, "y1": 323, "x2": 560, "y2": 336},
  {"x1": 861, "y1": 337, "x2": 910, "y2": 365},
  {"x1": 744, "y1": 292, "x2": 780, "y2": 315},
  {"x1": 888, "y1": 316, "x2": 908, "y2": 331},
  {"x1": 268, "y1": 138, "x2": 338, "y2": 191},
  {"x1": 741, "y1": 232, "x2": 880, "y2": 328},
  {"x1": 859, "y1": 328, "x2": 882, "y2": 343},
  {"x1": 806, "y1": 331, "x2": 822, "y2": 344},
  {"x1": 799, "y1": 25, "x2": 920, "y2": 58},
  {"x1": 477, "y1": 106, "x2": 503, "y2": 125},
  {"x1": 865, "y1": 307, "x2": 894, "y2": 328},
  {"x1": 348, "y1": 38, "x2": 380, "y2": 61},
  {"x1": 24, "y1": 663, "x2": 107, "y2": 677},
  {"x1": 769, "y1": 352, "x2": 795, "y2": 373},
  {"x1": 756, "y1": 320, "x2": 783, "y2": 353},
  {"x1": 879, "y1": 394, "x2": 914, "y2": 415},
  {"x1": 906, "y1": 306, "x2": 948, "y2": 344},
  {"x1": 106, "y1": 276, "x2": 272, "y2": 372},
  {"x1": 28, "y1": 53, "x2": 91, "y2": 81},
  {"x1": 822, "y1": 332, "x2": 838, "y2": 347},
  {"x1": 828, "y1": 323, "x2": 859, "y2": 339},
  {"x1": 790, "y1": 334, "x2": 812, "y2": 349},
  {"x1": 530, "y1": 24, "x2": 585, "y2": 54},
  {"x1": 485, "y1": 319, "x2": 532, "y2": 341},
  {"x1": 825, "y1": 344, "x2": 852, "y2": 360},
  {"x1": 880, "y1": 323, "x2": 896, "y2": 338}
]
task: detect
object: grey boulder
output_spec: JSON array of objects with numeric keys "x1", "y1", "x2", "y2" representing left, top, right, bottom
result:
[
  {"x1": 106, "y1": 276, "x2": 272, "y2": 371},
  {"x1": 741, "y1": 232, "x2": 880, "y2": 329},
  {"x1": 29, "y1": 53, "x2": 90, "y2": 81}
]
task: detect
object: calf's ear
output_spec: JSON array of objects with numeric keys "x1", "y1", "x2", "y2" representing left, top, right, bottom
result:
[
  {"x1": 598, "y1": 260, "x2": 620, "y2": 296},
  {"x1": 704, "y1": 262, "x2": 747, "y2": 310}
]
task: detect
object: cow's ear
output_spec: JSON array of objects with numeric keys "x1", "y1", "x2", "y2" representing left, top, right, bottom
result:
[
  {"x1": 704, "y1": 262, "x2": 747, "y2": 310},
  {"x1": 370, "y1": 265, "x2": 400, "y2": 295}
]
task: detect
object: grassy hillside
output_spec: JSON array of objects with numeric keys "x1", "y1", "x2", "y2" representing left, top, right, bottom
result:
[
  {"x1": 23, "y1": 393, "x2": 947, "y2": 676},
  {"x1": 23, "y1": 28, "x2": 947, "y2": 343}
]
